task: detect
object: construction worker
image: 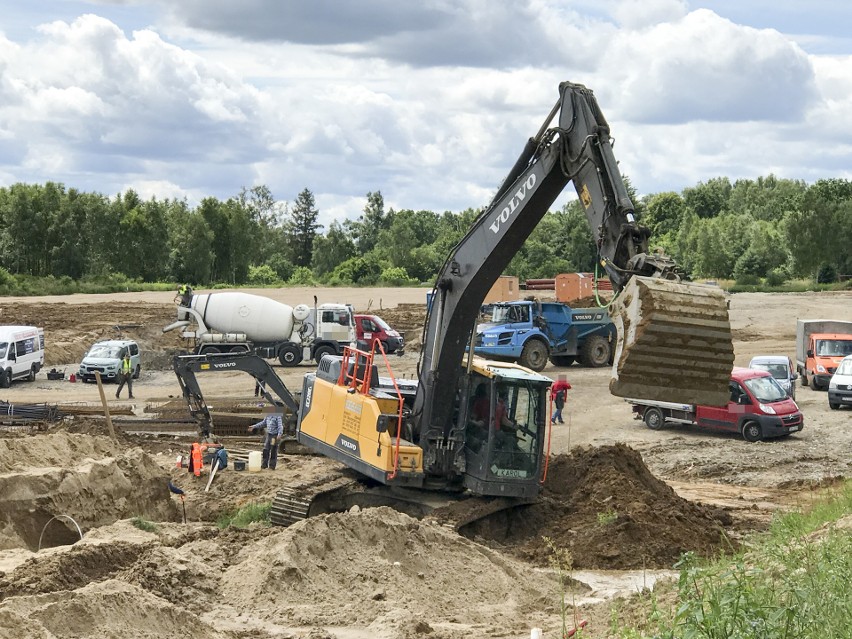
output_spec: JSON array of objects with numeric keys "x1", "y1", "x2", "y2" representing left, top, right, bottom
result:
[
  {"x1": 551, "y1": 374, "x2": 572, "y2": 424},
  {"x1": 115, "y1": 352, "x2": 134, "y2": 399},
  {"x1": 248, "y1": 405, "x2": 283, "y2": 470},
  {"x1": 176, "y1": 284, "x2": 193, "y2": 306}
]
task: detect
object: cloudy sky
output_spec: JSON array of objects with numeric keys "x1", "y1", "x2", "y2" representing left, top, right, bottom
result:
[{"x1": 1, "y1": 1, "x2": 851, "y2": 227}]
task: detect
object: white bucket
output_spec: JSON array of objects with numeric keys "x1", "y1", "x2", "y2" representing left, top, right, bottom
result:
[{"x1": 248, "y1": 451, "x2": 262, "y2": 472}]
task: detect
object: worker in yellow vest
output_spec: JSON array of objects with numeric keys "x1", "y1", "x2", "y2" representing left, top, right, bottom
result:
[{"x1": 116, "y1": 352, "x2": 134, "y2": 399}]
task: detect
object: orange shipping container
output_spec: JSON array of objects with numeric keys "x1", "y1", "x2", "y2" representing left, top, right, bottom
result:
[{"x1": 483, "y1": 275, "x2": 519, "y2": 303}]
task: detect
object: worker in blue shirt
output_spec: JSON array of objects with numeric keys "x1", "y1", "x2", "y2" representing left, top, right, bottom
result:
[{"x1": 249, "y1": 405, "x2": 284, "y2": 470}]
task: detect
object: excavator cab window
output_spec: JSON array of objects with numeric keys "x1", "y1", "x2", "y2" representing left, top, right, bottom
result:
[{"x1": 463, "y1": 376, "x2": 546, "y2": 482}]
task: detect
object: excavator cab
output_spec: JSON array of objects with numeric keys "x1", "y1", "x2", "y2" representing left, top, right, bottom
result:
[{"x1": 460, "y1": 362, "x2": 552, "y2": 499}]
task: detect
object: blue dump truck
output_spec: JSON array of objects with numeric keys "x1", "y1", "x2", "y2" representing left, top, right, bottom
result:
[{"x1": 473, "y1": 300, "x2": 615, "y2": 372}]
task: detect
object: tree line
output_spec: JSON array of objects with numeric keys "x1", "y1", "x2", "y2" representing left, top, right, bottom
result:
[{"x1": 0, "y1": 175, "x2": 850, "y2": 290}]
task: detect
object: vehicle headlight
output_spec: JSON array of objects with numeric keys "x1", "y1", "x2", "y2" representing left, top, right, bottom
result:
[
  {"x1": 817, "y1": 365, "x2": 826, "y2": 373},
  {"x1": 758, "y1": 403, "x2": 776, "y2": 415},
  {"x1": 829, "y1": 380, "x2": 838, "y2": 389}
]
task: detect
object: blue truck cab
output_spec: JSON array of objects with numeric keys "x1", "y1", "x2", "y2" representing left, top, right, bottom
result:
[{"x1": 473, "y1": 300, "x2": 614, "y2": 371}]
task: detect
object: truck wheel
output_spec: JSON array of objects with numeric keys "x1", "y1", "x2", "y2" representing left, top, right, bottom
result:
[
  {"x1": 578, "y1": 335, "x2": 611, "y2": 367},
  {"x1": 801, "y1": 372, "x2": 808, "y2": 387},
  {"x1": 741, "y1": 420, "x2": 763, "y2": 442},
  {"x1": 643, "y1": 407, "x2": 665, "y2": 430},
  {"x1": 200, "y1": 346, "x2": 221, "y2": 355},
  {"x1": 829, "y1": 401, "x2": 840, "y2": 410},
  {"x1": 278, "y1": 345, "x2": 302, "y2": 367},
  {"x1": 0, "y1": 369, "x2": 9, "y2": 388},
  {"x1": 27, "y1": 365, "x2": 37, "y2": 382},
  {"x1": 519, "y1": 340, "x2": 549, "y2": 372},
  {"x1": 313, "y1": 345, "x2": 336, "y2": 363},
  {"x1": 550, "y1": 355, "x2": 575, "y2": 367}
]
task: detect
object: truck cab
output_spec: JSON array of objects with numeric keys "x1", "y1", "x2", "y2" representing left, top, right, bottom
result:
[
  {"x1": 802, "y1": 333, "x2": 852, "y2": 390},
  {"x1": 355, "y1": 314, "x2": 404, "y2": 354},
  {"x1": 473, "y1": 300, "x2": 614, "y2": 371}
]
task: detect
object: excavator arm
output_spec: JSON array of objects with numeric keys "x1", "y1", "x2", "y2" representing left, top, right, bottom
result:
[
  {"x1": 172, "y1": 352, "x2": 300, "y2": 439},
  {"x1": 413, "y1": 81, "x2": 733, "y2": 479}
]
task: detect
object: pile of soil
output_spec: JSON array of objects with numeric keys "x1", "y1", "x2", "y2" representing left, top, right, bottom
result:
[
  {"x1": 0, "y1": 508, "x2": 566, "y2": 638},
  {"x1": 0, "y1": 431, "x2": 176, "y2": 551},
  {"x1": 463, "y1": 444, "x2": 734, "y2": 569},
  {"x1": 0, "y1": 301, "x2": 184, "y2": 367},
  {"x1": 370, "y1": 303, "x2": 427, "y2": 351}
]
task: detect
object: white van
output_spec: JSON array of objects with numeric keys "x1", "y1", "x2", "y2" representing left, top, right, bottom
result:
[
  {"x1": 828, "y1": 354, "x2": 852, "y2": 410},
  {"x1": 0, "y1": 325, "x2": 45, "y2": 387}
]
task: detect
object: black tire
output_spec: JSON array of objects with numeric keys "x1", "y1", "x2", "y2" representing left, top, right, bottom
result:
[
  {"x1": 518, "y1": 340, "x2": 549, "y2": 372},
  {"x1": 829, "y1": 402, "x2": 840, "y2": 410},
  {"x1": 811, "y1": 378, "x2": 822, "y2": 391},
  {"x1": 801, "y1": 372, "x2": 808, "y2": 387},
  {"x1": 550, "y1": 355, "x2": 575, "y2": 367},
  {"x1": 278, "y1": 344, "x2": 302, "y2": 367},
  {"x1": 643, "y1": 407, "x2": 665, "y2": 430},
  {"x1": 133, "y1": 365, "x2": 141, "y2": 379},
  {"x1": 200, "y1": 345, "x2": 221, "y2": 355},
  {"x1": 380, "y1": 340, "x2": 390, "y2": 354},
  {"x1": 229, "y1": 346, "x2": 247, "y2": 354},
  {"x1": 0, "y1": 369, "x2": 9, "y2": 388},
  {"x1": 27, "y1": 365, "x2": 36, "y2": 382},
  {"x1": 313, "y1": 345, "x2": 336, "y2": 363},
  {"x1": 742, "y1": 420, "x2": 763, "y2": 442},
  {"x1": 578, "y1": 334, "x2": 611, "y2": 368}
]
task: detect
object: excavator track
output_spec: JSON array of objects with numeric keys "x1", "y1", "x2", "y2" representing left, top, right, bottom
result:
[
  {"x1": 609, "y1": 276, "x2": 734, "y2": 406},
  {"x1": 268, "y1": 467, "x2": 535, "y2": 531},
  {"x1": 269, "y1": 472, "x2": 362, "y2": 527}
]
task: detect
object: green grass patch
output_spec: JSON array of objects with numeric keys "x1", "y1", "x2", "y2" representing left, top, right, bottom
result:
[
  {"x1": 608, "y1": 480, "x2": 852, "y2": 638},
  {"x1": 130, "y1": 516, "x2": 158, "y2": 533},
  {"x1": 216, "y1": 501, "x2": 272, "y2": 529}
]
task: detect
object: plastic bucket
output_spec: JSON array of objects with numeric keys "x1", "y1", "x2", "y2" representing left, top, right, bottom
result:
[{"x1": 248, "y1": 451, "x2": 262, "y2": 472}]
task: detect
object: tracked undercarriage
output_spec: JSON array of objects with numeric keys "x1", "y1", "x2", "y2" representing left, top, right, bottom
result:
[{"x1": 269, "y1": 470, "x2": 535, "y2": 533}]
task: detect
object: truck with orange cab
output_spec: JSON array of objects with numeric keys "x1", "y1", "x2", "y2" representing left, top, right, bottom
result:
[{"x1": 795, "y1": 320, "x2": 852, "y2": 390}]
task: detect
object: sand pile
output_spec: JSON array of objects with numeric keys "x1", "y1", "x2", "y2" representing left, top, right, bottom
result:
[
  {"x1": 0, "y1": 432, "x2": 175, "y2": 550},
  {"x1": 463, "y1": 444, "x2": 733, "y2": 569},
  {"x1": 219, "y1": 506, "x2": 561, "y2": 634},
  {"x1": 0, "y1": 508, "x2": 568, "y2": 638}
]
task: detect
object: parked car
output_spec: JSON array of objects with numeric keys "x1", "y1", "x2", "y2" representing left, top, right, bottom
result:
[
  {"x1": 627, "y1": 367, "x2": 803, "y2": 442},
  {"x1": 0, "y1": 325, "x2": 45, "y2": 387},
  {"x1": 828, "y1": 354, "x2": 852, "y2": 410},
  {"x1": 78, "y1": 339, "x2": 140, "y2": 383},
  {"x1": 748, "y1": 355, "x2": 798, "y2": 400},
  {"x1": 355, "y1": 314, "x2": 405, "y2": 354}
]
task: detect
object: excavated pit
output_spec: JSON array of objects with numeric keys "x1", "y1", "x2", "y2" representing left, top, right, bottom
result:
[
  {"x1": 460, "y1": 444, "x2": 735, "y2": 569},
  {"x1": 609, "y1": 277, "x2": 734, "y2": 406}
]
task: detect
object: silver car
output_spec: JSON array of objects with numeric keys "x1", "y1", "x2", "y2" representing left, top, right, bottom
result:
[
  {"x1": 748, "y1": 355, "x2": 798, "y2": 400},
  {"x1": 78, "y1": 339, "x2": 141, "y2": 383}
]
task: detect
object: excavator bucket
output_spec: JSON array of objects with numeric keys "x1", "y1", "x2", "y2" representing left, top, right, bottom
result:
[{"x1": 609, "y1": 276, "x2": 734, "y2": 406}]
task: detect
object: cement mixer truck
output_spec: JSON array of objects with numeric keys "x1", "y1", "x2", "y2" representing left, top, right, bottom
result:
[{"x1": 163, "y1": 289, "x2": 356, "y2": 366}]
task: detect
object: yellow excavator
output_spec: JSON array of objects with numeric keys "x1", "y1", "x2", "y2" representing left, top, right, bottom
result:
[{"x1": 173, "y1": 81, "x2": 734, "y2": 528}]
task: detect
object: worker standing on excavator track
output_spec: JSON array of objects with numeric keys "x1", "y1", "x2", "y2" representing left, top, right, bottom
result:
[{"x1": 249, "y1": 405, "x2": 283, "y2": 470}]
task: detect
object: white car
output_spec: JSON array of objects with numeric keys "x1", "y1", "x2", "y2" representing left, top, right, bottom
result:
[
  {"x1": 78, "y1": 339, "x2": 141, "y2": 383},
  {"x1": 748, "y1": 355, "x2": 797, "y2": 400},
  {"x1": 827, "y1": 354, "x2": 852, "y2": 410}
]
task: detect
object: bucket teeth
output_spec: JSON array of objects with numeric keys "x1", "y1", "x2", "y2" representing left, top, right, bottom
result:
[{"x1": 609, "y1": 276, "x2": 734, "y2": 406}]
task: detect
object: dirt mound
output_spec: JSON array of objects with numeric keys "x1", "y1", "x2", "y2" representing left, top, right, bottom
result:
[
  {"x1": 0, "y1": 580, "x2": 219, "y2": 639},
  {"x1": 219, "y1": 506, "x2": 560, "y2": 632},
  {"x1": 0, "y1": 301, "x2": 184, "y2": 367},
  {"x1": 0, "y1": 432, "x2": 176, "y2": 551},
  {"x1": 367, "y1": 303, "x2": 427, "y2": 351},
  {"x1": 463, "y1": 444, "x2": 733, "y2": 569}
]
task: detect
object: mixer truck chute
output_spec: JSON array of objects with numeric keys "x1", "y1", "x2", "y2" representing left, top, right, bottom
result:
[{"x1": 163, "y1": 289, "x2": 356, "y2": 366}]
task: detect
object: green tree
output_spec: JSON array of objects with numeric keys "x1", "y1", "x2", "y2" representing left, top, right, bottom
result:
[
  {"x1": 682, "y1": 177, "x2": 732, "y2": 219},
  {"x1": 169, "y1": 208, "x2": 214, "y2": 284},
  {"x1": 285, "y1": 188, "x2": 322, "y2": 268},
  {"x1": 312, "y1": 221, "x2": 355, "y2": 277},
  {"x1": 346, "y1": 191, "x2": 392, "y2": 253},
  {"x1": 643, "y1": 191, "x2": 686, "y2": 239}
]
